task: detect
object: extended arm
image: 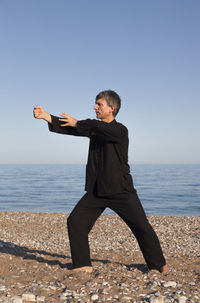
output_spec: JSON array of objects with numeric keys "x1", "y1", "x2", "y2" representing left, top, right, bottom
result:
[
  {"x1": 33, "y1": 106, "x2": 126, "y2": 140},
  {"x1": 33, "y1": 105, "x2": 90, "y2": 137}
]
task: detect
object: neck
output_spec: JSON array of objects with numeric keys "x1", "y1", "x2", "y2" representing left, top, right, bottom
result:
[{"x1": 101, "y1": 116, "x2": 115, "y2": 123}]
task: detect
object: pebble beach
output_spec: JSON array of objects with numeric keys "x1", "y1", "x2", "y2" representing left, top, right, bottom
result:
[{"x1": 0, "y1": 212, "x2": 199, "y2": 303}]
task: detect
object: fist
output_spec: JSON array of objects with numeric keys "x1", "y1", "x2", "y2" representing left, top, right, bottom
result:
[{"x1": 33, "y1": 106, "x2": 45, "y2": 119}]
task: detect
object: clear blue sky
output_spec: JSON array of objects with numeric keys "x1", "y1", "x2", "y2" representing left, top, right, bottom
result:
[{"x1": 0, "y1": 0, "x2": 199, "y2": 164}]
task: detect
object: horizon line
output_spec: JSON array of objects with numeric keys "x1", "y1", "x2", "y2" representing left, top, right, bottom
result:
[{"x1": 0, "y1": 163, "x2": 200, "y2": 165}]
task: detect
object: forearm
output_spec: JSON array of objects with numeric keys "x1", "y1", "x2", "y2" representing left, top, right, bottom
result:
[
  {"x1": 49, "y1": 115, "x2": 89, "y2": 137},
  {"x1": 43, "y1": 112, "x2": 52, "y2": 124}
]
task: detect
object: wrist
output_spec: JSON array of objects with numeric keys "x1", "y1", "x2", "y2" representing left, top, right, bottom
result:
[{"x1": 44, "y1": 112, "x2": 52, "y2": 124}]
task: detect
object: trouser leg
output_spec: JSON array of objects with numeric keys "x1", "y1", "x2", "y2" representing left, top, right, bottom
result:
[
  {"x1": 67, "y1": 193, "x2": 105, "y2": 268},
  {"x1": 109, "y1": 192, "x2": 166, "y2": 270}
]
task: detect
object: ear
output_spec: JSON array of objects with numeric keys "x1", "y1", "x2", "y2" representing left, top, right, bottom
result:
[{"x1": 110, "y1": 106, "x2": 115, "y2": 113}]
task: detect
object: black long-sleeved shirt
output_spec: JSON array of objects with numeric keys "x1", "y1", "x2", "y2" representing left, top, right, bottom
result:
[{"x1": 48, "y1": 115, "x2": 134, "y2": 196}]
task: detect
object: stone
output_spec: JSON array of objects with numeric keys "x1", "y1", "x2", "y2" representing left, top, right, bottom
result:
[
  {"x1": 22, "y1": 293, "x2": 36, "y2": 302},
  {"x1": 178, "y1": 296, "x2": 187, "y2": 303},
  {"x1": 163, "y1": 281, "x2": 177, "y2": 288},
  {"x1": 36, "y1": 296, "x2": 45, "y2": 302},
  {"x1": 12, "y1": 299, "x2": 23, "y2": 303},
  {"x1": 62, "y1": 290, "x2": 74, "y2": 296},
  {"x1": 150, "y1": 295, "x2": 165, "y2": 303},
  {"x1": 91, "y1": 294, "x2": 99, "y2": 301},
  {"x1": 59, "y1": 294, "x2": 68, "y2": 300}
]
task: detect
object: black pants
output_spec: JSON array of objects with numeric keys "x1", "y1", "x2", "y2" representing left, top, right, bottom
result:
[{"x1": 67, "y1": 191, "x2": 166, "y2": 270}]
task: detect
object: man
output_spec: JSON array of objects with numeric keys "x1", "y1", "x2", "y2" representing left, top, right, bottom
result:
[{"x1": 33, "y1": 90, "x2": 168, "y2": 274}]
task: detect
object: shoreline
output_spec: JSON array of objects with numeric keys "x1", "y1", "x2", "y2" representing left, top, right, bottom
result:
[
  {"x1": 0, "y1": 210, "x2": 199, "y2": 217},
  {"x1": 0, "y1": 212, "x2": 199, "y2": 302}
]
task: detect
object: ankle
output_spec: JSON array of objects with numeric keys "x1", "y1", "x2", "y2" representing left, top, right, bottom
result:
[{"x1": 160, "y1": 265, "x2": 169, "y2": 274}]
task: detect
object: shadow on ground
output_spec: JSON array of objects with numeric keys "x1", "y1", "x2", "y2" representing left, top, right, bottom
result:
[{"x1": 0, "y1": 240, "x2": 147, "y2": 273}]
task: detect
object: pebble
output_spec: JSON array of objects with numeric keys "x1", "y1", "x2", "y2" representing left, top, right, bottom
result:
[
  {"x1": 163, "y1": 281, "x2": 177, "y2": 287},
  {"x1": 91, "y1": 294, "x2": 99, "y2": 301},
  {"x1": 178, "y1": 296, "x2": 187, "y2": 303},
  {"x1": 62, "y1": 290, "x2": 74, "y2": 296},
  {"x1": 59, "y1": 294, "x2": 68, "y2": 300},
  {"x1": 12, "y1": 299, "x2": 23, "y2": 303},
  {"x1": 0, "y1": 213, "x2": 199, "y2": 303},
  {"x1": 22, "y1": 293, "x2": 36, "y2": 301},
  {"x1": 36, "y1": 296, "x2": 45, "y2": 302},
  {"x1": 150, "y1": 295, "x2": 165, "y2": 303}
]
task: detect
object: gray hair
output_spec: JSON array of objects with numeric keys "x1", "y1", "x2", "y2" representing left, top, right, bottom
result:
[{"x1": 95, "y1": 90, "x2": 121, "y2": 117}]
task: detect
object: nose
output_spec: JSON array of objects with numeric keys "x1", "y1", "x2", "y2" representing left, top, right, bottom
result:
[{"x1": 94, "y1": 104, "x2": 98, "y2": 110}]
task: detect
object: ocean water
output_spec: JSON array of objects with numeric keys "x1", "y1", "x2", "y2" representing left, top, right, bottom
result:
[{"x1": 0, "y1": 164, "x2": 199, "y2": 216}]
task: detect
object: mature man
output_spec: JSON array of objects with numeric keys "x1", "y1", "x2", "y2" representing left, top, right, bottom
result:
[{"x1": 33, "y1": 90, "x2": 168, "y2": 274}]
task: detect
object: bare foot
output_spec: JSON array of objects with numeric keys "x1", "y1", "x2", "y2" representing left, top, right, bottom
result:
[
  {"x1": 160, "y1": 264, "x2": 169, "y2": 274},
  {"x1": 72, "y1": 266, "x2": 93, "y2": 273}
]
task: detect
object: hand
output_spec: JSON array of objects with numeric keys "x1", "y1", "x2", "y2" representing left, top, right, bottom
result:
[
  {"x1": 33, "y1": 105, "x2": 46, "y2": 119},
  {"x1": 59, "y1": 112, "x2": 78, "y2": 127}
]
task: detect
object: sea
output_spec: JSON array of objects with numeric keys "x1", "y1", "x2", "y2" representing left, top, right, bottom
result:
[{"x1": 0, "y1": 164, "x2": 199, "y2": 216}]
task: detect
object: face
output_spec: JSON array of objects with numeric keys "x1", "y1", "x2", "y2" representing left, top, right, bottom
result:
[{"x1": 93, "y1": 98, "x2": 114, "y2": 121}]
